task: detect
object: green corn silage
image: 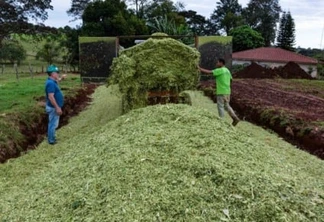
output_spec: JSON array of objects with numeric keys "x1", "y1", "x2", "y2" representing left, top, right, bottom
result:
[
  {"x1": 0, "y1": 84, "x2": 323, "y2": 221},
  {"x1": 108, "y1": 33, "x2": 201, "y2": 113}
]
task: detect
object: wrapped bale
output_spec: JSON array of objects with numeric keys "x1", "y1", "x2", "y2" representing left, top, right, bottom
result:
[{"x1": 108, "y1": 34, "x2": 200, "y2": 113}]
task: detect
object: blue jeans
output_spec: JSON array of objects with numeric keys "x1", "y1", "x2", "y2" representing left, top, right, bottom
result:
[{"x1": 46, "y1": 105, "x2": 60, "y2": 144}]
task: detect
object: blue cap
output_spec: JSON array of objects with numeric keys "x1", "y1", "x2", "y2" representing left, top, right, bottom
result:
[{"x1": 47, "y1": 65, "x2": 60, "y2": 74}]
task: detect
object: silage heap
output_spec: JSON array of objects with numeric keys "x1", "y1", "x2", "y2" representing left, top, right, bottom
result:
[
  {"x1": 0, "y1": 87, "x2": 324, "y2": 221},
  {"x1": 109, "y1": 35, "x2": 200, "y2": 112}
]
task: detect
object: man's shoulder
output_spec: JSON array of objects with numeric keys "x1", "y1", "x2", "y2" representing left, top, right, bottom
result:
[
  {"x1": 45, "y1": 79, "x2": 58, "y2": 92},
  {"x1": 222, "y1": 67, "x2": 231, "y2": 75},
  {"x1": 214, "y1": 67, "x2": 229, "y2": 73},
  {"x1": 45, "y1": 78, "x2": 56, "y2": 85}
]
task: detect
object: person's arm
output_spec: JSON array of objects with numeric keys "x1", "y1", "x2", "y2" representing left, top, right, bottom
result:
[
  {"x1": 198, "y1": 66, "x2": 213, "y2": 74},
  {"x1": 58, "y1": 74, "x2": 67, "y2": 82},
  {"x1": 48, "y1": 93, "x2": 62, "y2": 115}
]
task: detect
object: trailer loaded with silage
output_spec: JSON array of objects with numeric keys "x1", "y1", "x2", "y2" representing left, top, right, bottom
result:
[{"x1": 108, "y1": 33, "x2": 200, "y2": 113}]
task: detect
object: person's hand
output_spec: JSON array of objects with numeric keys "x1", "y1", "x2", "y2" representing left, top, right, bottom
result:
[
  {"x1": 58, "y1": 74, "x2": 67, "y2": 82},
  {"x1": 55, "y1": 107, "x2": 63, "y2": 115}
]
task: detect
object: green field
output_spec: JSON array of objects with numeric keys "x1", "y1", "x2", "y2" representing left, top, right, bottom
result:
[
  {"x1": 0, "y1": 73, "x2": 81, "y2": 113},
  {"x1": 0, "y1": 34, "x2": 74, "y2": 75}
]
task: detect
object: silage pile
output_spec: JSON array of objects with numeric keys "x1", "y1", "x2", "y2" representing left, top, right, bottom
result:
[
  {"x1": 108, "y1": 33, "x2": 200, "y2": 113},
  {"x1": 0, "y1": 87, "x2": 324, "y2": 221}
]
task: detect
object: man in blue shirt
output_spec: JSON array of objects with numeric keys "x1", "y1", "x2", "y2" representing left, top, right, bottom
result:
[{"x1": 45, "y1": 65, "x2": 66, "y2": 145}]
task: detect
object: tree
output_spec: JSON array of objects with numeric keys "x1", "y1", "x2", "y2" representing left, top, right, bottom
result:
[
  {"x1": 229, "y1": 25, "x2": 264, "y2": 52},
  {"x1": 36, "y1": 35, "x2": 62, "y2": 64},
  {"x1": 0, "y1": 39, "x2": 27, "y2": 64},
  {"x1": 243, "y1": 0, "x2": 281, "y2": 46},
  {"x1": 0, "y1": 0, "x2": 53, "y2": 43},
  {"x1": 147, "y1": 15, "x2": 193, "y2": 44},
  {"x1": 60, "y1": 26, "x2": 82, "y2": 67},
  {"x1": 126, "y1": 0, "x2": 149, "y2": 18},
  {"x1": 208, "y1": 0, "x2": 244, "y2": 35},
  {"x1": 276, "y1": 11, "x2": 295, "y2": 51},
  {"x1": 317, "y1": 64, "x2": 324, "y2": 79},
  {"x1": 67, "y1": 0, "x2": 92, "y2": 20},
  {"x1": 277, "y1": 11, "x2": 287, "y2": 47},
  {"x1": 297, "y1": 47, "x2": 322, "y2": 57},
  {"x1": 81, "y1": 0, "x2": 148, "y2": 37},
  {"x1": 67, "y1": 0, "x2": 150, "y2": 21},
  {"x1": 143, "y1": 0, "x2": 185, "y2": 26},
  {"x1": 178, "y1": 10, "x2": 207, "y2": 35}
]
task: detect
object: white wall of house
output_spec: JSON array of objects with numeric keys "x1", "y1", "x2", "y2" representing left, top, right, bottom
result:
[
  {"x1": 232, "y1": 60, "x2": 317, "y2": 77},
  {"x1": 299, "y1": 64, "x2": 317, "y2": 77}
]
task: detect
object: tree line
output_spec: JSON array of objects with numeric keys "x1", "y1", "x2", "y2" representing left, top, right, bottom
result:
[{"x1": 0, "y1": 0, "x2": 323, "y2": 67}]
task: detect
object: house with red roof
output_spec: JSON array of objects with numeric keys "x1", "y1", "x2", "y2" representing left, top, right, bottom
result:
[{"x1": 232, "y1": 47, "x2": 318, "y2": 77}]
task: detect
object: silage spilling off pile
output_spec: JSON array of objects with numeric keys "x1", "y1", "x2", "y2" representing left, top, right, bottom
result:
[
  {"x1": 1, "y1": 103, "x2": 324, "y2": 221},
  {"x1": 109, "y1": 34, "x2": 200, "y2": 112}
]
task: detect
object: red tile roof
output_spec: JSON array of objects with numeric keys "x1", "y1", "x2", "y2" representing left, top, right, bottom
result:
[{"x1": 232, "y1": 47, "x2": 318, "y2": 64}]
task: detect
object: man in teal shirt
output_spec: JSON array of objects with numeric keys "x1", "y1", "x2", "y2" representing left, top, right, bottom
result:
[{"x1": 199, "y1": 58, "x2": 240, "y2": 126}]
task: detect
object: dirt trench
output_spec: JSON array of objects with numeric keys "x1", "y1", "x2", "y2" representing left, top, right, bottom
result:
[
  {"x1": 198, "y1": 78, "x2": 324, "y2": 160},
  {"x1": 230, "y1": 80, "x2": 324, "y2": 159},
  {"x1": 0, "y1": 84, "x2": 98, "y2": 163}
]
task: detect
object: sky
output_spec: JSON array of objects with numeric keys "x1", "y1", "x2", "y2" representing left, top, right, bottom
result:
[{"x1": 43, "y1": 0, "x2": 324, "y2": 49}]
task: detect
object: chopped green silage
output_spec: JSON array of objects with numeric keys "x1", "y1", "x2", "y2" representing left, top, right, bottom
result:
[
  {"x1": 0, "y1": 86, "x2": 324, "y2": 221},
  {"x1": 79, "y1": 37, "x2": 116, "y2": 44},
  {"x1": 109, "y1": 35, "x2": 200, "y2": 113},
  {"x1": 198, "y1": 36, "x2": 233, "y2": 46}
]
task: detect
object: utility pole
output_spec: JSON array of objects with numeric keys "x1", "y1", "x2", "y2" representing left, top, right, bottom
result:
[{"x1": 321, "y1": 24, "x2": 324, "y2": 59}]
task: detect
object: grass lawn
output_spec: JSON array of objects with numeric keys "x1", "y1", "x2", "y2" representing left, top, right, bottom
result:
[{"x1": 0, "y1": 73, "x2": 81, "y2": 113}]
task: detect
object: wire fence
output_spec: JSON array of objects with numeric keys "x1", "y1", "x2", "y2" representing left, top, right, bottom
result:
[{"x1": 0, "y1": 63, "x2": 79, "y2": 76}]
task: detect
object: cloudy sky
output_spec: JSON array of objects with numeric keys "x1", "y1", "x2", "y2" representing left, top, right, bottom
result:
[{"x1": 44, "y1": 0, "x2": 324, "y2": 49}]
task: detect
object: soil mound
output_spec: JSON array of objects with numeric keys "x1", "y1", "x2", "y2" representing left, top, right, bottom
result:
[
  {"x1": 233, "y1": 62, "x2": 278, "y2": 79},
  {"x1": 234, "y1": 61, "x2": 313, "y2": 79},
  {"x1": 278, "y1": 61, "x2": 313, "y2": 79}
]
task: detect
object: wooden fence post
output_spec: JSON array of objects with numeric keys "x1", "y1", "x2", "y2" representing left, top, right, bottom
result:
[
  {"x1": 14, "y1": 63, "x2": 19, "y2": 82},
  {"x1": 29, "y1": 63, "x2": 34, "y2": 79}
]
